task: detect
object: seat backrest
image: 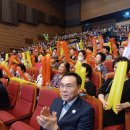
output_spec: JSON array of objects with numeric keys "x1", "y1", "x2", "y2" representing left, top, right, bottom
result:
[
  {"x1": 82, "y1": 95, "x2": 103, "y2": 130},
  {"x1": 90, "y1": 71, "x2": 102, "y2": 95},
  {"x1": 105, "y1": 72, "x2": 130, "y2": 81},
  {"x1": 127, "y1": 73, "x2": 130, "y2": 78},
  {"x1": 103, "y1": 125, "x2": 124, "y2": 130},
  {"x1": 7, "y1": 83, "x2": 36, "y2": 118},
  {"x1": 104, "y1": 60, "x2": 114, "y2": 72},
  {"x1": 125, "y1": 109, "x2": 130, "y2": 130},
  {"x1": 29, "y1": 88, "x2": 60, "y2": 130},
  {"x1": 7, "y1": 80, "x2": 20, "y2": 108}
]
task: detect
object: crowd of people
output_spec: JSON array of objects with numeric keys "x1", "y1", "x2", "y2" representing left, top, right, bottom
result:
[{"x1": 0, "y1": 25, "x2": 130, "y2": 130}]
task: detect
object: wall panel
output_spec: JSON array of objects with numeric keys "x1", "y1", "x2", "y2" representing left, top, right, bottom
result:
[
  {"x1": 26, "y1": 7, "x2": 38, "y2": 25},
  {"x1": 81, "y1": 0, "x2": 130, "y2": 21},
  {"x1": 17, "y1": 3, "x2": 26, "y2": 22},
  {"x1": 0, "y1": 23, "x2": 64, "y2": 52},
  {"x1": 2, "y1": 0, "x2": 18, "y2": 24},
  {"x1": 0, "y1": 0, "x2": 1, "y2": 20},
  {"x1": 65, "y1": 25, "x2": 82, "y2": 33},
  {"x1": 65, "y1": 0, "x2": 81, "y2": 27},
  {"x1": 16, "y1": 0, "x2": 64, "y2": 20},
  {"x1": 65, "y1": 3, "x2": 80, "y2": 20}
]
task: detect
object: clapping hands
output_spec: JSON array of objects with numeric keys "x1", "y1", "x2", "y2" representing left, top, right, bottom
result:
[{"x1": 37, "y1": 106, "x2": 58, "y2": 130}]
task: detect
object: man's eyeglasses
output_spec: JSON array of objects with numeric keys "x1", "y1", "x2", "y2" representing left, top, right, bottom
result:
[{"x1": 59, "y1": 83, "x2": 75, "y2": 90}]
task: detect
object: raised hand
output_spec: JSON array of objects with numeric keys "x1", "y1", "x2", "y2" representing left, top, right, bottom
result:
[{"x1": 37, "y1": 106, "x2": 59, "y2": 130}]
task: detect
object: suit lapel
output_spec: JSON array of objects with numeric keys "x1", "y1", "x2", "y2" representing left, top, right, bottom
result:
[
  {"x1": 58, "y1": 96, "x2": 82, "y2": 126},
  {"x1": 56, "y1": 99, "x2": 64, "y2": 120}
]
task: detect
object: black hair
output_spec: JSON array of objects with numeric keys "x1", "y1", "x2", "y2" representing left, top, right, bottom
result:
[
  {"x1": 61, "y1": 72, "x2": 82, "y2": 86},
  {"x1": 103, "y1": 46, "x2": 110, "y2": 54},
  {"x1": 96, "y1": 52, "x2": 106, "y2": 62},
  {"x1": 86, "y1": 46, "x2": 93, "y2": 52},
  {"x1": 78, "y1": 50, "x2": 86, "y2": 57},
  {"x1": 70, "y1": 47, "x2": 76, "y2": 51},
  {"x1": 58, "y1": 61, "x2": 70, "y2": 72},
  {"x1": 17, "y1": 64, "x2": 26, "y2": 72},
  {"x1": 51, "y1": 55, "x2": 58, "y2": 60},
  {"x1": 0, "y1": 69, "x2": 3, "y2": 78},
  {"x1": 82, "y1": 63, "x2": 92, "y2": 78},
  {"x1": 118, "y1": 46, "x2": 125, "y2": 50},
  {"x1": 52, "y1": 48, "x2": 57, "y2": 51},
  {"x1": 113, "y1": 56, "x2": 130, "y2": 74}
]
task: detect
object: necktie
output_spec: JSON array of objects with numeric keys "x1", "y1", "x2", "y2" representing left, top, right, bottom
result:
[{"x1": 59, "y1": 102, "x2": 69, "y2": 120}]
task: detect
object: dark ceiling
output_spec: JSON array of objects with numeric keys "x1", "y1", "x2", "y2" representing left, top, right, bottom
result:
[
  {"x1": 50, "y1": 0, "x2": 65, "y2": 6},
  {"x1": 82, "y1": 8, "x2": 130, "y2": 24},
  {"x1": 50, "y1": 0, "x2": 80, "y2": 7}
]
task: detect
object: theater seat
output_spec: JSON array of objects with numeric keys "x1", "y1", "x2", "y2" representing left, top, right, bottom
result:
[
  {"x1": 90, "y1": 71, "x2": 102, "y2": 95},
  {"x1": 10, "y1": 88, "x2": 60, "y2": 130},
  {"x1": 104, "y1": 60, "x2": 114, "y2": 72},
  {"x1": 125, "y1": 108, "x2": 130, "y2": 130},
  {"x1": 10, "y1": 121, "x2": 35, "y2": 130},
  {"x1": 106, "y1": 72, "x2": 130, "y2": 81},
  {"x1": 103, "y1": 124, "x2": 124, "y2": 130},
  {"x1": 7, "y1": 81, "x2": 20, "y2": 108},
  {"x1": 127, "y1": 73, "x2": 130, "y2": 78},
  {"x1": 0, "y1": 83, "x2": 36, "y2": 126},
  {"x1": 82, "y1": 95, "x2": 103, "y2": 130}
]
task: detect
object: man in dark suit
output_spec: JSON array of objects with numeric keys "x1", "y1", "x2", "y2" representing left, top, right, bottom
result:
[{"x1": 37, "y1": 72, "x2": 94, "y2": 130}]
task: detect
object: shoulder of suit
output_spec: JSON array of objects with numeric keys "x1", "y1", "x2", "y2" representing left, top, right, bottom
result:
[
  {"x1": 80, "y1": 97, "x2": 94, "y2": 110},
  {"x1": 53, "y1": 97, "x2": 62, "y2": 103}
]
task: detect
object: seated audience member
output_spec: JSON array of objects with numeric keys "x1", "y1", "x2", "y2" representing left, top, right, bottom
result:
[
  {"x1": 96, "y1": 42, "x2": 100, "y2": 52},
  {"x1": 52, "y1": 48, "x2": 58, "y2": 57},
  {"x1": 98, "y1": 56, "x2": 130, "y2": 127},
  {"x1": 35, "y1": 67, "x2": 42, "y2": 87},
  {"x1": 77, "y1": 50, "x2": 86, "y2": 63},
  {"x1": 85, "y1": 46, "x2": 93, "y2": 59},
  {"x1": 17, "y1": 52, "x2": 23, "y2": 64},
  {"x1": 103, "y1": 46, "x2": 113, "y2": 60},
  {"x1": 0, "y1": 69, "x2": 10, "y2": 109},
  {"x1": 34, "y1": 54, "x2": 42, "y2": 69},
  {"x1": 118, "y1": 46, "x2": 125, "y2": 56},
  {"x1": 15, "y1": 64, "x2": 32, "y2": 81},
  {"x1": 9, "y1": 56, "x2": 19, "y2": 76},
  {"x1": 0, "y1": 54, "x2": 4, "y2": 63},
  {"x1": 50, "y1": 61, "x2": 70, "y2": 88},
  {"x1": 95, "y1": 52, "x2": 108, "y2": 79},
  {"x1": 86, "y1": 46, "x2": 93, "y2": 54},
  {"x1": 82, "y1": 63, "x2": 96, "y2": 96},
  {"x1": 70, "y1": 48, "x2": 77, "y2": 61},
  {"x1": 37, "y1": 72, "x2": 94, "y2": 130},
  {"x1": 51, "y1": 55, "x2": 59, "y2": 70},
  {"x1": 9, "y1": 63, "x2": 17, "y2": 77}
]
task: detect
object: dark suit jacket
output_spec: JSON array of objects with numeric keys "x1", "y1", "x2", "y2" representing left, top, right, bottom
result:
[{"x1": 40, "y1": 96, "x2": 94, "y2": 130}]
